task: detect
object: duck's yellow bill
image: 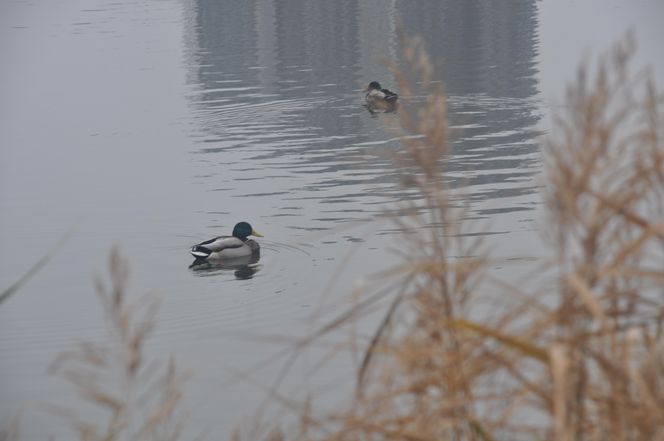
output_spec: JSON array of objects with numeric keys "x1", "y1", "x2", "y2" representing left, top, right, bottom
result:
[{"x1": 251, "y1": 229, "x2": 263, "y2": 237}]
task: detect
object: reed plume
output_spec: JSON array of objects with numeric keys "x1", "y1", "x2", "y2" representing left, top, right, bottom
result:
[{"x1": 47, "y1": 248, "x2": 189, "y2": 441}]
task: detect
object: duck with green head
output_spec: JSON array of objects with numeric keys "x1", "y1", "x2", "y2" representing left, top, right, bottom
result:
[
  {"x1": 365, "y1": 81, "x2": 398, "y2": 112},
  {"x1": 190, "y1": 222, "x2": 263, "y2": 261}
]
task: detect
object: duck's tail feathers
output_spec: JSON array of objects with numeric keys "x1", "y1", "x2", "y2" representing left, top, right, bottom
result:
[
  {"x1": 191, "y1": 257, "x2": 209, "y2": 266},
  {"x1": 384, "y1": 91, "x2": 398, "y2": 101},
  {"x1": 190, "y1": 245, "x2": 212, "y2": 258}
]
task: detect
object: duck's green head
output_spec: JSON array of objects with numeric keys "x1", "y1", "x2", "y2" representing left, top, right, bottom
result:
[
  {"x1": 233, "y1": 222, "x2": 263, "y2": 240},
  {"x1": 368, "y1": 81, "x2": 382, "y2": 91}
]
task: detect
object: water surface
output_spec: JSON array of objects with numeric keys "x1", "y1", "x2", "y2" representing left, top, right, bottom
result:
[{"x1": 1, "y1": 0, "x2": 662, "y2": 438}]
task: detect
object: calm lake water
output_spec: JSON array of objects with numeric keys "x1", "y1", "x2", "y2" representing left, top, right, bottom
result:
[{"x1": 1, "y1": 0, "x2": 663, "y2": 438}]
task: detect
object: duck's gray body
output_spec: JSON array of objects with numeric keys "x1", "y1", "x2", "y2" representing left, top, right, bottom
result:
[{"x1": 191, "y1": 236, "x2": 259, "y2": 260}]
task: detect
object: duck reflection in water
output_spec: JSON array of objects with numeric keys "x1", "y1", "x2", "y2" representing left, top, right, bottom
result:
[{"x1": 189, "y1": 251, "x2": 260, "y2": 280}]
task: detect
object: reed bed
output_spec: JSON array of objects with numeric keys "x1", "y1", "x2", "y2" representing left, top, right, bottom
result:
[{"x1": 235, "y1": 34, "x2": 664, "y2": 441}]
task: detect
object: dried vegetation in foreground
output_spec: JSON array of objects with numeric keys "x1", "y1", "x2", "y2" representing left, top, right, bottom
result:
[
  {"x1": 235, "y1": 35, "x2": 664, "y2": 441},
  {"x1": 46, "y1": 248, "x2": 188, "y2": 441}
]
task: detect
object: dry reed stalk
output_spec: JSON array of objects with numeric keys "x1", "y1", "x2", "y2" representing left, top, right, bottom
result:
[{"x1": 47, "y1": 247, "x2": 188, "y2": 441}]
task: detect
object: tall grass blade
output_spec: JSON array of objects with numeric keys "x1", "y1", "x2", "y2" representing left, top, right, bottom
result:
[{"x1": 0, "y1": 235, "x2": 68, "y2": 306}]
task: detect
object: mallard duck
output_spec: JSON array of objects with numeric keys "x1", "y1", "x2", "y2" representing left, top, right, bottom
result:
[
  {"x1": 190, "y1": 222, "x2": 263, "y2": 261},
  {"x1": 365, "y1": 81, "x2": 398, "y2": 112}
]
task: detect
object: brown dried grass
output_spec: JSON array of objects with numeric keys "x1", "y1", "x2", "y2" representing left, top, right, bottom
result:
[
  {"x1": 46, "y1": 247, "x2": 189, "y2": 441},
  {"x1": 237, "y1": 33, "x2": 664, "y2": 441}
]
